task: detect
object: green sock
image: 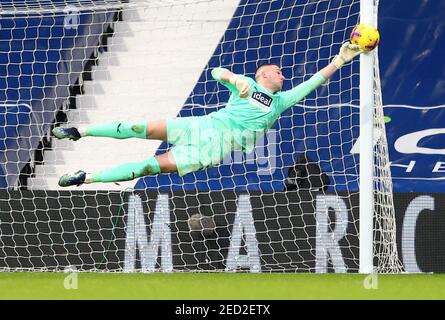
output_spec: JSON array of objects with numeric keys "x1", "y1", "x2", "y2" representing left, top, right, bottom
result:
[
  {"x1": 93, "y1": 156, "x2": 161, "y2": 182},
  {"x1": 85, "y1": 122, "x2": 147, "y2": 139}
]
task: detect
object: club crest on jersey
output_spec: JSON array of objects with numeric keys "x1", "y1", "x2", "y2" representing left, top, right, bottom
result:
[{"x1": 249, "y1": 91, "x2": 272, "y2": 111}]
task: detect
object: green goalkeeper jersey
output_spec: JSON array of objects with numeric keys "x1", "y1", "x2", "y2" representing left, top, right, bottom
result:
[{"x1": 209, "y1": 71, "x2": 326, "y2": 153}]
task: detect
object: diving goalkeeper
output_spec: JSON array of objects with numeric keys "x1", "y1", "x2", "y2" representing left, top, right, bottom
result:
[{"x1": 54, "y1": 42, "x2": 363, "y2": 187}]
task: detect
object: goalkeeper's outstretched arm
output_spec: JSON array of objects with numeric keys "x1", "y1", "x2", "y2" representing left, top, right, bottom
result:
[
  {"x1": 321, "y1": 42, "x2": 364, "y2": 78},
  {"x1": 278, "y1": 42, "x2": 364, "y2": 112},
  {"x1": 211, "y1": 67, "x2": 251, "y2": 98}
]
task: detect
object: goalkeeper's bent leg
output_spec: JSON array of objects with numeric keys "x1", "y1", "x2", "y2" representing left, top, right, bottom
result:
[
  {"x1": 83, "y1": 122, "x2": 148, "y2": 139},
  {"x1": 91, "y1": 156, "x2": 161, "y2": 183}
]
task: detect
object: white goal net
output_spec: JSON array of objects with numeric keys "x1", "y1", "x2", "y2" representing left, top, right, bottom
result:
[{"x1": 0, "y1": 0, "x2": 403, "y2": 273}]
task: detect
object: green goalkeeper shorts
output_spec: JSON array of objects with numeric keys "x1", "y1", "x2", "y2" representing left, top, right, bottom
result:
[{"x1": 166, "y1": 116, "x2": 237, "y2": 176}]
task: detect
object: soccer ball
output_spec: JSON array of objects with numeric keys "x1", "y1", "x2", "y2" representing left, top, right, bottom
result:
[{"x1": 350, "y1": 23, "x2": 380, "y2": 52}]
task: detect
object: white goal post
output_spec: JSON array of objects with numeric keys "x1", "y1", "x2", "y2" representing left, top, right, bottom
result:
[
  {"x1": 359, "y1": 0, "x2": 376, "y2": 274},
  {"x1": 0, "y1": 0, "x2": 404, "y2": 273},
  {"x1": 359, "y1": 0, "x2": 403, "y2": 273}
]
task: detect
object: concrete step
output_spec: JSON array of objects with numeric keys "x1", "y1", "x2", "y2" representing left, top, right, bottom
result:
[
  {"x1": 121, "y1": 2, "x2": 237, "y2": 22},
  {"x1": 51, "y1": 138, "x2": 76, "y2": 151},
  {"x1": 96, "y1": 51, "x2": 207, "y2": 69},
  {"x1": 40, "y1": 150, "x2": 66, "y2": 166},
  {"x1": 64, "y1": 109, "x2": 91, "y2": 124},
  {"x1": 75, "y1": 94, "x2": 97, "y2": 110},
  {"x1": 80, "y1": 81, "x2": 193, "y2": 106},
  {"x1": 76, "y1": 92, "x2": 188, "y2": 112},
  {"x1": 88, "y1": 63, "x2": 204, "y2": 82},
  {"x1": 81, "y1": 78, "x2": 201, "y2": 97},
  {"x1": 118, "y1": 24, "x2": 229, "y2": 42}
]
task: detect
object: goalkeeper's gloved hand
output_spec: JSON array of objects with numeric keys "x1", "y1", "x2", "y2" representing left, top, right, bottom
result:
[
  {"x1": 332, "y1": 42, "x2": 364, "y2": 69},
  {"x1": 229, "y1": 75, "x2": 251, "y2": 98}
]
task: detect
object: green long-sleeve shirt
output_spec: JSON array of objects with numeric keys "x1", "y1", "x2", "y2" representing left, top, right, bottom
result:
[{"x1": 208, "y1": 69, "x2": 326, "y2": 153}]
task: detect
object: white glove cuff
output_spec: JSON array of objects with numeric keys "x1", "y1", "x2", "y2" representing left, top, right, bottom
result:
[{"x1": 332, "y1": 55, "x2": 346, "y2": 69}]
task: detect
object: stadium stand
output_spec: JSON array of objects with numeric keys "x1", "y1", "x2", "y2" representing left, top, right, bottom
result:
[{"x1": 0, "y1": 9, "x2": 117, "y2": 189}]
